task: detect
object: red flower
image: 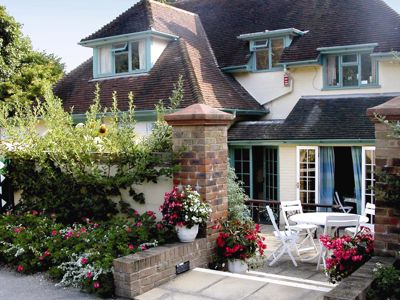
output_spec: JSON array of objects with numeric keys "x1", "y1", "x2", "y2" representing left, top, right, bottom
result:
[
  {"x1": 86, "y1": 272, "x2": 93, "y2": 279},
  {"x1": 38, "y1": 256, "x2": 44, "y2": 261},
  {"x1": 51, "y1": 230, "x2": 58, "y2": 236},
  {"x1": 44, "y1": 250, "x2": 51, "y2": 257},
  {"x1": 31, "y1": 210, "x2": 39, "y2": 216},
  {"x1": 136, "y1": 221, "x2": 143, "y2": 227},
  {"x1": 17, "y1": 265, "x2": 24, "y2": 272},
  {"x1": 128, "y1": 244, "x2": 135, "y2": 250},
  {"x1": 81, "y1": 257, "x2": 88, "y2": 265},
  {"x1": 93, "y1": 282, "x2": 100, "y2": 289}
]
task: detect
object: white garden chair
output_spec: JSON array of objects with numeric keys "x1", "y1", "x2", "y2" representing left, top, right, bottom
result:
[
  {"x1": 266, "y1": 206, "x2": 298, "y2": 267},
  {"x1": 316, "y1": 214, "x2": 360, "y2": 270},
  {"x1": 345, "y1": 202, "x2": 375, "y2": 236},
  {"x1": 281, "y1": 200, "x2": 318, "y2": 256},
  {"x1": 334, "y1": 192, "x2": 353, "y2": 213}
]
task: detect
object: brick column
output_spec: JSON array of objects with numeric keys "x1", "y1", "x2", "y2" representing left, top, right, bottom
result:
[
  {"x1": 164, "y1": 104, "x2": 234, "y2": 247},
  {"x1": 367, "y1": 96, "x2": 400, "y2": 256}
]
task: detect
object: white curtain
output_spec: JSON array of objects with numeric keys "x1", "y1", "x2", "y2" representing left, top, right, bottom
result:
[
  {"x1": 326, "y1": 56, "x2": 337, "y2": 86},
  {"x1": 98, "y1": 45, "x2": 112, "y2": 74},
  {"x1": 138, "y1": 40, "x2": 146, "y2": 70}
]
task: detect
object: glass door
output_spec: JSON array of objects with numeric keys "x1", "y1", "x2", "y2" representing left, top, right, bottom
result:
[
  {"x1": 362, "y1": 147, "x2": 376, "y2": 213},
  {"x1": 296, "y1": 146, "x2": 319, "y2": 206}
]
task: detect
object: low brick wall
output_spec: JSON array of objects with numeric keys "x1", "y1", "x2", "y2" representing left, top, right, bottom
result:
[
  {"x1": 113, "y1": 238, "x2": 210, "y2": 299},
  {"x1": 323, "y1": 256, "x2": 395, "y2": 300}
]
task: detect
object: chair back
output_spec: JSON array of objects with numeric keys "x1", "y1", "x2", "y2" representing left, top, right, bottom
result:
[
  {"x1": 334, "y1": 192, "x2": 348, "y2": 213},
  {"x1": 281, "y1": 200, "x2": 303, "y2": 227},
  {"x1": 364, "y1": 202, "x2": 376, "y2": 224},
  {"x1": 324, "y1": 214, "x2": 360, "y2": 237},
  {"x1": 266, "y1": 206, "x2": 282, "y2": 238}
]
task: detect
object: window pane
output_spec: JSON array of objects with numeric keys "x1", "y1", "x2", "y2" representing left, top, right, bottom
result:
[
  {"x1": 342, "y1": 54, "x2": 357, "y2": 63},
  {"x1": 256, "y1": 50, "x2": 269, "y2": 70},
  {"x1": 327, "y1": 56, "x2": 339, "y2": 86},
  {"x1": 242, "y1": 149, "x2": 250, "y2": 160},
  {"x1": 361, "y1": 53, "x2": 373, "y2": 84},
  {"x1": 271, "y1": 39, "x2": 284, "y2": 67},
  {"x1": 115, "y1": 53, "x2": 129, "y2": 73},
  {"x1": 131, "y1": 42, "x2": 140, "y2": 70},
  {"x1": 342, "y1": 65, "x2": 358, "y2": 86},
  {"x1": 255, "y1": 40, "x2": 268, "y2": 47},
  {"x1": 98, "y1": 46, "x2": 112, "y2": 74}
]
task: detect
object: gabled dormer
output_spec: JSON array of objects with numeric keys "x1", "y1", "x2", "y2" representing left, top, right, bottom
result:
[
  {"x1": 236, "y1": 28, "x2": 307, "y2": 72},
  {"x1": 79, "y1": 30, "x2": 178, "y2": 79}
]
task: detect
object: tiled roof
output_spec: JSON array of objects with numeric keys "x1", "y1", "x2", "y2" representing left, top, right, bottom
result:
[
  {"x1": 56, "y1": 0, "x2": 263, "y2": 113},
  {"x1": 228, "y1": 94, "x2": 399, "y2": 141},
  {"x1": 176, "y1": 0, "x2": 400, "y2": 67}
]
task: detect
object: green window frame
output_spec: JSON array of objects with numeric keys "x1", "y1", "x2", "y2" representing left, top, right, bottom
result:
[
  {"x1": 230, "y1": 147, "x2": 252, "y2": 198},
  {"x1": 251, "y1": 38, "x2": 285, "y2": 71},
  {"x1": 264, "y1": 147, "x2": 279, "y2": 201},
  {"x1": 323, "y1": 52, "x2": 378, "y2": 89}
]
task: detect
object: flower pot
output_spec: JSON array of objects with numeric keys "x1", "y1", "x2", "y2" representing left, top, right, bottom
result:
[
  {"x1": 176, "y1": 224, "x2": 199, "y2": 242},
  {"x1": 227, "y1": 259, "x2": 248, "y2": 274}
]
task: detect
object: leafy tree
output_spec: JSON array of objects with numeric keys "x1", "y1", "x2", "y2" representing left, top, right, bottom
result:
[{"x1": 0, "y1": 5, "x2": 64, "y2": 109}]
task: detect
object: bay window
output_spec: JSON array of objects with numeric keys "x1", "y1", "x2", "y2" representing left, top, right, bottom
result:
[{"x1": 252, "y1": 38, "x2": 285, "y2": 71}]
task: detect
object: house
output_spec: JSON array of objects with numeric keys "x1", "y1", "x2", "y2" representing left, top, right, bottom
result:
[{"x1": 54, "y1": 0, "x2": 400, "y2": 215}]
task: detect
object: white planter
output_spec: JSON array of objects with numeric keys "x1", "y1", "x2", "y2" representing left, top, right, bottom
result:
[
  {"x1": 227, "y1": 259, "x2": 248, "y2": 273},
  {"x1": 176, "y1": 224, "x2": 199, "y2": 242}
]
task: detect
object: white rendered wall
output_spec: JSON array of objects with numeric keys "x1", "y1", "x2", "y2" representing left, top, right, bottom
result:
[
  {"x1": 234, "y1": 60, "x2": 400, "y2": 120},
  {"x1": 151, "y1": 37, "x2": 169, "y2": 67},
  {"x1": 278, "y1": 145, "x2": 297, "y2": 202}
]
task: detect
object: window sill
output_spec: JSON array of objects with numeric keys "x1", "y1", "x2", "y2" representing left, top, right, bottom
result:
[
  {"x1": 321, "y1": 84, "x2": 381, "y2": 91},
  {"x1": 91, "y1": 72, "x2": 149, "y2": 81},
  {"x1": 251, "y1": 67, "x2": 284, "y2": 73}
]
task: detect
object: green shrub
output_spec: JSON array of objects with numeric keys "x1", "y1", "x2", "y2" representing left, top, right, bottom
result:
[
  {"x1": 227, "y1": 166, "x2": 251, "y2": 222},
  {"x1": 367, "y1": 263, "x2": 400, "y2": 300},
  {"x1": 0, "y1": 212, "x2": 171, "y2": 298}
]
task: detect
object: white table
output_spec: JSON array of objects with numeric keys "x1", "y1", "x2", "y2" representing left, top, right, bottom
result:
[{"x1": 289, "y1": 212, "x2": 368, "y2": 226}]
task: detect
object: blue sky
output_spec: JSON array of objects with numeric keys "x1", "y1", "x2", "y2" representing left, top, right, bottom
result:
[{"x1": 2, "y1": 0, "x2": 400, "y2": 72}]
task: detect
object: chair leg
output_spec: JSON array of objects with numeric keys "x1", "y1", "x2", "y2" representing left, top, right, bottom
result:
[
  {"x1": 286, "y1": 243, "x2": 298, "y2": 267},
  {"x1": 269, "y1": 245, "x2": 286, "y2": 266}
]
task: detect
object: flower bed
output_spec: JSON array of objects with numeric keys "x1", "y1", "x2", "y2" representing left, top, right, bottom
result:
[
  {"x1": 0, "y1": 211, "x2": 171, "y2": 298},
  {"x1": 319, "y1": 228, "x2": 374, "y2": 283}
]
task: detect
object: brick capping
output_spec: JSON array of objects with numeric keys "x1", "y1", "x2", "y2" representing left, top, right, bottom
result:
[
  {"x1": 367, "y1": 96, "x2": 400, "y2": 121},
  {"x1": 164, "y1": 103, "x2": 234, "y2": 126}
]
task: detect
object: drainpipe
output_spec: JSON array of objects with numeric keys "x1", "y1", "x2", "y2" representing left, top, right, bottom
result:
[{"x1": 262, "y1": 64, "x2": 294, "y2": 105}]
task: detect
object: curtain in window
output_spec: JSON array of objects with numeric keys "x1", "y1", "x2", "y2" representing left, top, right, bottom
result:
[
  {"x1": 99, "y1": 45, "x2": 112, "y2": 74},
  {"x1": 326, "y1": 56, "x2": 337, "y2": 86},
  {"x1": 351, "y1": 147, "x2": 362, "y2": 214},
  {"x1": 139, "y1": 40, "x2": 146, "y2": 70},
  {"x1": 319, "y1": 147, "x2": 335, "y2": 210}
]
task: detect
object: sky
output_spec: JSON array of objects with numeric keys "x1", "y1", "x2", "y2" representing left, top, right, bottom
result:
[{"x1": 1, "y1": 0, "x2": 400, "y2": 72}]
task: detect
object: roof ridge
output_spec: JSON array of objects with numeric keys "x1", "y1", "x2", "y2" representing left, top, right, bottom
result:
[
  {"x1": 150, "y1": 0, "x2": 198, "y2": 17},
  {"x1": 179, "y1": 40, "x2": 205, "y2": 104}
]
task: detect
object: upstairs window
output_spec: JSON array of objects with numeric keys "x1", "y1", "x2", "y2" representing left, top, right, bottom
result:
[
  {"x1": 96, "y1": 40, "x2": 146, "y2": 77},
  {"x1": 252, "y1": 38, "x2": 284, "y2": 71},
  {"x1": 325, "y1": 52, "x2": 377, "y2": 88}
]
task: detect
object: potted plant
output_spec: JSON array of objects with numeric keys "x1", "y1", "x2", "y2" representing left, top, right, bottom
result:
[
  {"x1": 319, "y1": 227, "x2": 374, "y2": 283},
  {"x1": 214, "y1": 219, "x2": 266, "y2": 273},
  {"x1": 160, "y1": 185, "x2": 211, "y2": 242}
]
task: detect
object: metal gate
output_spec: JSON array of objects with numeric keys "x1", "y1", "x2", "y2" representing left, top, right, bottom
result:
[{"x1": 0, "y1": 160, "x2": 14, "y2": 213}]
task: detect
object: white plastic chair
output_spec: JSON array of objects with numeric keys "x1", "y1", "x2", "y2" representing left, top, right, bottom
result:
[
  {"x1": 345, "y1": 203, "x2": 375, "y2": 235},
  {"x1": 281, "y1": 200, "x2": 318, "y2": 256},
  {"x1": 334, "y1": 192, "x2": 353, "y2": 213},
  {"x1": 317, "y1": 214, "x2": 360, "y2": 270},
  {"x1": 266, "y1": 206, "x2": 298, "y2": 267}
]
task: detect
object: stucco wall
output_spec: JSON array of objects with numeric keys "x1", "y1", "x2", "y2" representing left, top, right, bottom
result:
[
  {"x1": 234, "y1": 60, "x2": 400, "y2": 120},
  {"x1": 278, "y1": 145, "x2": 297, "y2": 202}
]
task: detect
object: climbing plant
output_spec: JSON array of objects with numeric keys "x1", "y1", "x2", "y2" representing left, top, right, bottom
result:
[{"x1": 0, "y1": 79, "x2": 183, "y2": 223}]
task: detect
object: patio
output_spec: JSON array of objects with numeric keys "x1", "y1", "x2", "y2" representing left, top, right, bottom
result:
[{"x1": 136, "y1": 226, "x2": 334, "y2": 300}]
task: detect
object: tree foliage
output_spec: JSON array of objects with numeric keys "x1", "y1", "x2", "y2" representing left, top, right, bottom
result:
[{"x1": 0, "y1": 6, "x2": 64, "y2": 108}]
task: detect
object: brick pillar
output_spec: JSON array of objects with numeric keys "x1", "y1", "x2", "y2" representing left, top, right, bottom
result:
[
  {"x1": 367, "y1": 96, "x2": 400, "y2": 256},
  {"x1": 164, "y1": 104, "x2": 234, "y2": 249}
]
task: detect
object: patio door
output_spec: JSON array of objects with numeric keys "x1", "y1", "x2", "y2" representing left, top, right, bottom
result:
[
  {"x1": 362, "y1": 147, "x2": 376, "y2": 213},
  {"x1": 296, "y1": 146, "x2": 319, "y2": 205}
]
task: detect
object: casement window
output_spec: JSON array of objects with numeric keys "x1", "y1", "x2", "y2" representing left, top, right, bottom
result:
[
  {"x1": 96, "y1": 40, "x2": 146, "y2": 77},
  {"x1": 251, "y1": 38, "x2": 285, "y2": 71},
  {"x1": 324, "y1": 52, "x2": 378, "y2": 88}
]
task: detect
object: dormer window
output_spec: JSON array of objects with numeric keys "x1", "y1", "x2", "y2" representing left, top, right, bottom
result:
[
  {"x1": 252, "y1": 38, "x2": 285, "y2": 71},
  {"x1": 318, "y1": 44, "x2": 379, "y2": 89}
]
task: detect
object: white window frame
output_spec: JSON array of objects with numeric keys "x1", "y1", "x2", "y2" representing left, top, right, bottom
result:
[
  {"x1": 361, "y1": 146, "x2": 376, "y2": 214},
  {"x1": 296, "y1": 146, "x2": 319, "y2": 204}
]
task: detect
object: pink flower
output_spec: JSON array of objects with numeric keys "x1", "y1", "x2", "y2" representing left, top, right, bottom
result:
[
  {"x1": 31, "y1": 210, "x2": 39, "y2": 216},
  {"x1": 141, "y1": 245, "x2": 147, "y2": 251},
  {"x1": 156, "y1": 223, "x2": 164, "y2": 230},
  {"x1": 44, "y1": 250, "x2": 51, "y2": 257},
  {"x1": 38, "y1": 256, "x2": 44, "y2": 261},
  {"x1": 86, "y1": 272, "x2": 93, "y2": 279},
  {"x1": 81, "y1": 257, "x2": 88, "y2": 265},
  {"x1": 80, "y1": 227, "x2": 87, "y2": 233},
  {"x1": 93, "y1": 282, "x2": 100, "y2": 289},
  {"x1": 17, "y1": 265, "x2": 24, "y2": 272},
  {"x1": 128, "y1": 244, "x2": 135, "y2": 251},
  {"x1": 136, "y1": 221, "x2": 143, "y2": 227},
  {"x1": 51, "y1": 230, "x2": 58, "y2": 236},
  {"x1": 93, "y1": 223, "x2": 99, "y2": 229},
  {"x1": 126, "y1": 227, "x2": 132, "y2": 233}
]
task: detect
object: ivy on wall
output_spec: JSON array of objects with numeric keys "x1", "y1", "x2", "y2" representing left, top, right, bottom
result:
[{"x1": 0, "y1": 79, "x2": 184, "y2": 223}]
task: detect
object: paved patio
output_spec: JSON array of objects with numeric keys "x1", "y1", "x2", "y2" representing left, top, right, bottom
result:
[{"x1": 137, "y1": 226, "x2": 334, "y2": 300}]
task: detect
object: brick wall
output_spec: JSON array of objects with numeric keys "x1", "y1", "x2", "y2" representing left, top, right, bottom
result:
[{"x1": 367, "y1": 96, "x2": 400, "y2": 256}]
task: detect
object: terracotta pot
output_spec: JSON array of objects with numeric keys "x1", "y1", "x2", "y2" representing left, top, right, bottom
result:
[
  {"x1": 176, "y1": 224, "x2": 199, "y2": 242},
  {"x1": 227, "y1": 259, "x2": 248, "y2": 273}
]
